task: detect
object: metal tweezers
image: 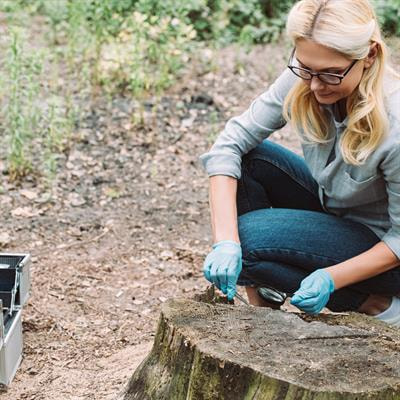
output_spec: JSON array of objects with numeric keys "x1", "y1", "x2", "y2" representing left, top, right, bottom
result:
[
  {"x1": 210, "y1": 284, "x2": 250, "y2": 305},
  {"x1": 235, "y1": 292, "x2": 250, "y2": 306}
]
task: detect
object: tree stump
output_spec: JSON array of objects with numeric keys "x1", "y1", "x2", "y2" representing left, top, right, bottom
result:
[{"x1": 121, "y1": 298, "x2": 400, "y2": 399}]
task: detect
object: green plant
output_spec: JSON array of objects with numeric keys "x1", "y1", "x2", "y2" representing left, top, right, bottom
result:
[
  {"x1": 132, "y1": 13, "x2": 196, "y2": 96},
  {"x1": 42, "y1": 96, "x2": 77, "y2": 180},
  {"x1": 0, "y1": 27, "x2": 78, "y2": 182},
  {"x1": 0, "y1": 0, "x2": 297, "y2": 100},
  {"x1": 98, "y1": 11, "x2": 197, "y2": 97},
  {"x1": 1, "y1": 29, "x2": 43, "y2": 180}
]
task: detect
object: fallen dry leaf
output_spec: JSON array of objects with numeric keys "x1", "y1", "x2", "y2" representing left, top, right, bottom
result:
[
  {"x1": 20, "y1": 189, "x2": 38, "y2": 200},
  {"x1": 11, "y1": 206, "x2": 41, "y2": 218}
]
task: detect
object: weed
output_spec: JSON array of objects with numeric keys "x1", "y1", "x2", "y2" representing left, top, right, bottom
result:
[
  {"x1": 95, "y1": 11, "x2": 197, "y2": 97},
  {"x1": 0, "y1": 29, "x2": 43, "y2": 180},
  {"x1": 42, "y1": 96, "x2": 77, "y2": 182},
  {"x1": 0, "y1": 26, "x2": 78, "y2": 183}
]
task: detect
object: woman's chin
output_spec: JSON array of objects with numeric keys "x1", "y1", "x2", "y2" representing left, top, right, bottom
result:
[{"x1": 314, "y1": 93, "x2": 337, "y2": 104}]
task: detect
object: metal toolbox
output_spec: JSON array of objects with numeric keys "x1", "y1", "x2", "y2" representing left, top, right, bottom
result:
[
  {"x1": 0, "y1": 253, "x2": 31, "y2": 309},
  {"x1": 0, "y1": 305, "x2": 23, "y2": 386},
  {"x1": 0, "y1": 253, "x2": 31, "y2": 385}
]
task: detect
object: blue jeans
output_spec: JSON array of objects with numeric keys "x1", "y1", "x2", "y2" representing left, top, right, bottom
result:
[{"x1": 236, "y1": 140, "x2": 400, "y2": 312}]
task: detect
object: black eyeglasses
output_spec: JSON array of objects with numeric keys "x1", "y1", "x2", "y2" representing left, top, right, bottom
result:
[{"x1": 287, "y1": 48, "x2": 359, "y2": 85}]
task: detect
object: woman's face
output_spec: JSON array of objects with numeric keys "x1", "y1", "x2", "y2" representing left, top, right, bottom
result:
[{"x1": 294, "y1": 38, "x2": 376, "y2": 105}]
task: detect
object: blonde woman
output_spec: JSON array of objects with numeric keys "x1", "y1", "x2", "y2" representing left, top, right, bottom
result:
[{"x1": 200, "y1": 0, "x2": 400, "y2": 325}]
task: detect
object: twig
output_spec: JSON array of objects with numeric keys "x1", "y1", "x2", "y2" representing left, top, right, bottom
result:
[{"x1": 38, "y1": 228, "x2": 110, "y2": 255}]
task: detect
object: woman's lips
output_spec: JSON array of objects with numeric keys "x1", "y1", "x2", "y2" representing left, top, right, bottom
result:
[{"x1": 316, "y1": 92, "x2": 333, "y2": 97}]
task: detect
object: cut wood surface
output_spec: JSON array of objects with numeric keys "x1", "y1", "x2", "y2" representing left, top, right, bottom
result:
[{"x1": 121, "y1": 298, "x2": 400, "y2": 400}]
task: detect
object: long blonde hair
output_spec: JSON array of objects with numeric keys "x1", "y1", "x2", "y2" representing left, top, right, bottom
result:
[{"x1": 282, "y1": 0, "x2": 399, "y2": 165}]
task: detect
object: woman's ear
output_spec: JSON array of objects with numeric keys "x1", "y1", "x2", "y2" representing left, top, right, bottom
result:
[{"x1": 364, "y1": 42, "x2": 379, "y2": 69}]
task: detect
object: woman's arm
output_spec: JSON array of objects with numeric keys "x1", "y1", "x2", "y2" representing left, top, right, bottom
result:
[
  {"x1": 203, "y1": 175, "x2": 242, "y2": 300},
  {"x1": 326, "y1": 241, "x2": 400, "y2": 290},
  {"x1": 328, "y1": 140, "x2": 400, "y2": 290},
  {"x1": 209, "y1": 175, "x2": 240, "y2": 244},
  {"x1": 291, "y1": 242, "x2": 400, "y2": 314}
]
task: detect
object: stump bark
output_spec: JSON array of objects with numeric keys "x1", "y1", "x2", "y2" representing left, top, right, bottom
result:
[{"x1": 121, "y1": 298, "x2": 400, "y2": 399}]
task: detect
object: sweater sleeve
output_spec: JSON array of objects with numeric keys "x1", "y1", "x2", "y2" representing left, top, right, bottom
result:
[
  {"x1": 199, "y1": 68, "x2": 298, "y2": 179},
  {"x1": 381, "y1": 142, "x2": 400, "y2": 260}
]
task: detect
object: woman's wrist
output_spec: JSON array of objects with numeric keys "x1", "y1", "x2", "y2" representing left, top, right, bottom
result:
[
  {"x1": 214, "y1": 234, "x2": 240, "y2": 244},
  {"x1": 212, "y1": 239, "x2": 241, "y2": 248},
  {"x1": 325, "y1": 265, "x2": 351, "y2": 290}
]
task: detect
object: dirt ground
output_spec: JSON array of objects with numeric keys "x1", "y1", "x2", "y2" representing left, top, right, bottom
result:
[{"x1": 1, "y1": 37, "x2": 399, "y2": 400}]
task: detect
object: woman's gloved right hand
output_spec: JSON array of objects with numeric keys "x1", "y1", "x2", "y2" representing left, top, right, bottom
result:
[{"x1": 203, "y1": 240, "x2": 242, "y2": 301}]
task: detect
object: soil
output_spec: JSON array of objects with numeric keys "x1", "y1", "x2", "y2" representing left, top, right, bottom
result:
[{"x1": 0, "y1": 35, "x2": 399, "y2": 400}]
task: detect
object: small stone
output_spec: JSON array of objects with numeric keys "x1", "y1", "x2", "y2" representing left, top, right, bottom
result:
[
  {"x1": 68, "y1": 193, "x2": 86, "y2": 207},
  {"x1": 0, "y1": 232, "x2": 11, "y2": 245}
]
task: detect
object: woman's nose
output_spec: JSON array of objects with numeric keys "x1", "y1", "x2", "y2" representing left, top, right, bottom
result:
[{"x1": 310, "y1": 76, "x2": 325, "y2": 92}]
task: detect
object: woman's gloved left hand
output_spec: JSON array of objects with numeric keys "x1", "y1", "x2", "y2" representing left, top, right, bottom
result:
[{"x1": 290, "y1": 269, "x2": 335, "y2": 314}]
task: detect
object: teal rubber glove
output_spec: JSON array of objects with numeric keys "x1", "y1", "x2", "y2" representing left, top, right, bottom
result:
[
  {"x1": 290, "y1": 269, "x2": 335, "y2": 314},
  {"x1": 203, "y1": 240, "x2": 242, "y2": 301}
]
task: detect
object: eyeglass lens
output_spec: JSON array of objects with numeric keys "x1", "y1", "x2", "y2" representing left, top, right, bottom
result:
[{"x1": 290, "y1": 67, "x2": 342, "y2": 84}]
